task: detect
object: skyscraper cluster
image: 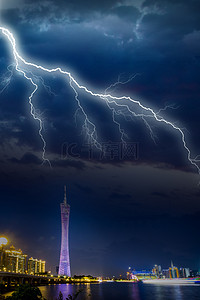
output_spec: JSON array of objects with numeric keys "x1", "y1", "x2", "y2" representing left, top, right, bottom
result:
[
  {"x1": 152, "y1": 262, "x2": 190, "y2": 279},
  {"x1": 127, "y1": 262, "x2": 191, "y2": 280}
]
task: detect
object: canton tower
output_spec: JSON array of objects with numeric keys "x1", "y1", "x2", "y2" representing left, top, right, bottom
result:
[{"x1": 58, "y1": 186, "x2": 71, "y2": 276}]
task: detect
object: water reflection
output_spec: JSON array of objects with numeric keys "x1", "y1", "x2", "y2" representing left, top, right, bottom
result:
[
  {"x1": 130, "y1": 283, "x2": 141, "y2": 300},
  {"x1": 97, "y1": 282, "x2": 104, "y2": 299},
  {"x1": 83, "y1": 283, "x2": 92, "y2": 299},
  {"x1": 39, "y1": 283, "x2": 74, "y2": 300},
  {"x1": 172, "y1": 286, "x2": 183, "y2": 300},
  {"x1": 155, "y1": 285, "x2": 167, "y2": 300},
  {"x1": 39, "y1": 282, "x2": 200, "y2": 300}
]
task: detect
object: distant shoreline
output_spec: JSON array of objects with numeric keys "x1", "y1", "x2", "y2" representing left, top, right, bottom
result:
[{"x1": 142, "y1": 278, "x2": 200, "y2": 285}]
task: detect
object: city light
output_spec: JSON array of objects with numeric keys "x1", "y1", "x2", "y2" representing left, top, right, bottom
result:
[{"x1": 0, "y1": 237, "x2": 8, "y2": 247}]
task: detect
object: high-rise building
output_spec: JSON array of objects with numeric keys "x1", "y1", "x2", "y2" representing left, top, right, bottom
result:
[
  {"x1": 28, "y1": 257, "x2": 37, "y2": 274},
  {"x1": 58, "y1": 186, "x2": 71, "y2": 277},
  {"x1": 169, "y1": 261, "x2": 179, "y2": 278},
  {"x1": 0, "y1": 242, "x2": 45, "y2": 275},
  {"x1": 152, "y1": 265, "x2": 162, "y2": 277},
  {"x1": 179, "y1": 267, "x2": 190, "y2": 278},
  {"x1": 28, "y1": 257, "x2": 46, "y2": 275},
  {"x1": 0, "y1": 245, "x2": 27, "y2": 273}
]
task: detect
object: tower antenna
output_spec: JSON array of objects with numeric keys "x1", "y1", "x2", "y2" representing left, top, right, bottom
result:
[{"x1": 64, "y1": 185, "x2": 67, "y2": 205}]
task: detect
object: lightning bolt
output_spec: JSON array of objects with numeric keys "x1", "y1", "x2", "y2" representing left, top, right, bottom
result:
[
  {"x1": 29, "y1": 72, "x2": 56, "y2": 97},
  {"x1": 0, "y1": 28, "x2": 51, "y2": 166},
  {"x1": 104, "y1": 77, "x2": 178, "y2": 146},
  {"x1": 0, "y1": 63, "x2": 14, "y2": 94},
  {"x1": 105, "y1": 73, "x2": 140, "y2": 94},
  {"x1": 69, "y1": 77, "x2": 102, "y2": 150},
  {"x1": 0, "y1": 26, "x2": 199, "y2": 176},
  {"x1": 103, "y1": 74, "x2": 139, "y2": 144}
]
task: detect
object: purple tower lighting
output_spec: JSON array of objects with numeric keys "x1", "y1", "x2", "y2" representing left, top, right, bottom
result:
[{"x1": 58, "y1": 186, "x2": 71, "y2": 276}]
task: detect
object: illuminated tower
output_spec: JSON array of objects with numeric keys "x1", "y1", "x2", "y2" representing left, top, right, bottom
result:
[
  {"x1": 58, "y1": 186, "x2": 71, "y2": 276},
  {"x1": 169, "y1": 261, "x2": 179, "y2": 279}
]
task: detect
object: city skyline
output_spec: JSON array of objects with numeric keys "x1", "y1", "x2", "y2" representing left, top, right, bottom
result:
[
  {"x1": 0, "y1": 0, "x2": 200, "y2": 277},
  {"x1": 1, "y1": 235, "x2": 197, "y2": 278}
]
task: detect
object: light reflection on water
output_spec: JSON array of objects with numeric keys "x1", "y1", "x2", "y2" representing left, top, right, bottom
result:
[
  {"x1": 129, "y1": 283, "x2": 141, "y2": 300},
  {"x1": 39, "y1": 282, "x2": 200, "y2": 300},
  {"x1": 39, "y1": 283, "x2": 95, "y2": 300},
  {"x1": 172, "y1": 285, "x2": 183, "y2": 300},
  {"x1": 153, "y1": 285, "x2": 183, "y2": 300}
]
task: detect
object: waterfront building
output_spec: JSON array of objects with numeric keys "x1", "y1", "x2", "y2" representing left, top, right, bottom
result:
[
  {"x1": 127, "y1": 267, "x2": 133, "y2": 280},
  {"x1": 0, "y1": 247, "x2": 4, "y2": 271},
  {"x1": 185, "y1": 268, "x2": 190, "y2": 277},
  {"x1": 133, "y1": 270, "x2": 152, "y2": 277},
  {"x1": 169, "y1": 261, "x2": 179, "y2": 278},
  {"x1": 152, "y1": 265, "x2": 162, "y2": 278},
  {"x1": 162, "y1": 269, "x2": 170, "y2": 278},
  {"x1": 179, "y1": 267, "x2": 190, "y2": 278},
  {"x1": 126, "y1": 267, "x2": 139, "y2": 281},
  {"x1": 162, "y1": 264, "x2": 191, "y2": 279},
  {"x1": 58, "y1": 186, "x2": 71, "y2": 276},
  {"x1": 28, "y1": 257, "x2": 45, "y2": 275},
  {"x1": 0, "y1": 237, "x2": 46, "y2": 275},
  {"x1": 0, "y1": 245, "x2": 27, "y2": 273}
]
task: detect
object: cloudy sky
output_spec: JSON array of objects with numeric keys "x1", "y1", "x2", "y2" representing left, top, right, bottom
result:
[{"x1": 0, "y1": 0, "x2": 200, "y2": 276}]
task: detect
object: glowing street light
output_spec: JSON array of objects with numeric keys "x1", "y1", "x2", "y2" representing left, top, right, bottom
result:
[{"x1": 0, "y1": 237, "x2": 8, "y2": 247}]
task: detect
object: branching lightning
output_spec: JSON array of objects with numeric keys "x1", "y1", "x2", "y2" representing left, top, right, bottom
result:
[
  {"x1": 105, "y1": 73, "x2": 140, "y2": 94},
  {"x1": 69, "y1": 77, "x2": 101, "y2": 150},
  {"x1": 0, "y1": 26, "x2": 199, "y2": 175},
  {"x1": 0, "y1": 27, "x2": 51, "y2": 166},
  {"x1": 0, "y1": 63, "x2": 14, "y2": 94}
]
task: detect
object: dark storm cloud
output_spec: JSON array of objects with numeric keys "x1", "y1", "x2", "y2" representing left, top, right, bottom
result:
[
  {"x1": 1, "y1": 0, "x2": 200, "y2": 173},
  {"x1": 9, "y1": 152, "x2": 42, "y2": 165},
  {"x1": 16, "y1": 0, "x2": 200, "y2": 40},
  {"x1": 0, "y1": 3, "x2": 199, "y2": 211},
  {"x1": 24, "y1": 0, "x2": 119, "y2": 10},
  {"x1": 2, "y1": 0, "x2": 140, "y2": 27},
  {"x1": 53, "y1": 159, "x2": 86, "y2": 170},
  {"x1": 22, "y1": 0, "x2": 124, "y2": 18},
  {"x1": 143, "y1": 0, "x2": 200, "y2": 9},
  {"x1": 141, "y1": 1, "x2": 200, "y2": 42}
]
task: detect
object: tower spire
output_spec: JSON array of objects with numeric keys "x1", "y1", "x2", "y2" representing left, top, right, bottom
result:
[
  {"x1": 64, "y1": 185, "x2": 67, "y2": 205},
  {"x1": 59, "y1": 186, "x2": 71, "y2": 277}
]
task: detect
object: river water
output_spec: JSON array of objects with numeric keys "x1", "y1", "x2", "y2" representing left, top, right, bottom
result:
[{"x1": 39, "y1": 282, "x2": 200, "y2": 300}]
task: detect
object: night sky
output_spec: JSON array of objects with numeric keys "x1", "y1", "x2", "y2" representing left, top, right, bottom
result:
[{"x1": 0, "y1": 0, "x2": 200, "y2": 277}]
